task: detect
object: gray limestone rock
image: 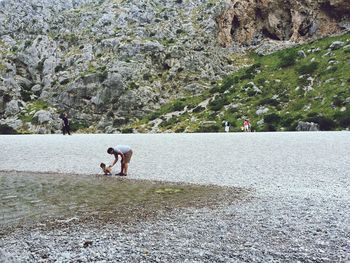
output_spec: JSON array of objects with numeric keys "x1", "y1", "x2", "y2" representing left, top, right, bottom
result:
[
  {"x1": 5, "y1": 100, "x2": 21, "y2": 117},
  {"x1": 256, "y1": 106, "x2": 269, "y2": 116},
  {"x1": 297, "y1": 50, "x2": 306, "y2": 58},
  {"x1": 0, "y1": 117, "x2": 23, "y2": 130},
  {"x1": 296, "y1": 121, "x2": 319, "y2": 131},
  {"x1": 33, "y1": 110, "x2": 53, "y2": 124},
  {"x1": 329, "y1": 41, "x2": 345, "y2": 50}
]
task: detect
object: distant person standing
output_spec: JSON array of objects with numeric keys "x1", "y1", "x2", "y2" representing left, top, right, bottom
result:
[
  {"x1": 243, "y1": 119, "x2": 251, "y2": 132},
  {"x1": 60, "y1": 112, "x2": 71, "y2": 135},
  {"x1": 107, "y1": 145, "x2": 133, "y2": 176},
  {"x1": 224, "y1": 121, "x2": 230, "y2": 133}
]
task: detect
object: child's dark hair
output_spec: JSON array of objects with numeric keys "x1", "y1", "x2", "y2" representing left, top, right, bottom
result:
[{"x1": 100, "y1": 163, "x2": 106, "y2": 168}]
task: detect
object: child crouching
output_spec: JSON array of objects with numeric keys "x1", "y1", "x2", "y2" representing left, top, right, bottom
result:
[{"x1": 100, "y1": 163, "x2": 112, "y2": 175}]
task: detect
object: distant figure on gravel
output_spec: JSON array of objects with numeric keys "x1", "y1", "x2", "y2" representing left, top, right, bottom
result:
[
  {"x1": 100, "y1": 162, "x2": 112, "y2": 175},
  {"x1": 107, "y1": 145, "x2": 133, "y2": 176},
  {"x1": 60, "y1": 112, "x2": 71, "y2": 135},
  {"x1": 243, "y1": 119, "x2": 251, "y2": 132},
  {"x1": 223, "y1": 121, "x2": 230, "y2": 133}
]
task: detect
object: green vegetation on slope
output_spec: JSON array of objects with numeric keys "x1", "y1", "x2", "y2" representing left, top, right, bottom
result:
[{"x1": 134, "y1": 33, "x2": 350, "y2": 132}]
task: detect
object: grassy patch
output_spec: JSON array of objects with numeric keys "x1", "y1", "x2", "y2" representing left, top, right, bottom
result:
[{"x1": 19, "y1": 100, "x2": 50, "y2": 123}]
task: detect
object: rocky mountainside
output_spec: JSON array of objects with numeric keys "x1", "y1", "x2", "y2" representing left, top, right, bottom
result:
[
  {"x1": 0, "y1": 0, "x2": 349, "y2": 134},
  {"x1": 134, "y1": 32, "x2": 350, "y2": 133}
]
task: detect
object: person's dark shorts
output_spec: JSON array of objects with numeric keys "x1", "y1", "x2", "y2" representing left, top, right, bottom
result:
[{"x1": 123, "y1": 150, "x2": 133, "y2": 163}]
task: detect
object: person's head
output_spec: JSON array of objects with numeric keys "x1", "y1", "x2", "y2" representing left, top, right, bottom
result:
[
  {"x1": 107, "y1": 147, "x2": 114, "y2": 154},
  {"x1": 100, "y1": 163, "x2": 106, "y2": 169}
]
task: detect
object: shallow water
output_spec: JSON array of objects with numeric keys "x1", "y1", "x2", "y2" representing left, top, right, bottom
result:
[
  {"x1": 0, "y1": 171, "x2": 245, "y2": 230},
  {"x1": 0, "y1": 132, "x2": 349, "y2": 196}
]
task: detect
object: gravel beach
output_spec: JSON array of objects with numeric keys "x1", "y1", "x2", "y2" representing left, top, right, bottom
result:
[
  {"x1": 1, "y1": 132, "x2": 350, "y2": 262},
  {"x1": 1, "y1": 188, "x2": 349, "y2": 262}
]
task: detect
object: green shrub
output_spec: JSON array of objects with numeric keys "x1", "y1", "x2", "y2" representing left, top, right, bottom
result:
[
  {"x1": 256, "y1": 78, "x2": 266, "y2": 86},
  {"x1": 261, "y1": 123, "x2": 277, "y2": 132},
  {"x1": 218, "y1": 76, "x2": 239, "y2": 93},
  {"x1": 192, "y1": 105, "x2": 205, "y2": 113},
  {"x1": 148, "y1": 111, "x2": 161, "y2": 121},
  {"x1": 128, "y1": 82, "x2": 139, "y2": 90},
  {"x1": 264, "y1": 113, "x2": 281, "y2": 124},
  {"x1": 175, "y1": 127, "x2": 185, "y2": 133},
  {"x1": 159, "y1": 116, "x2": 179, "y2": 128},
  {"x1": 332, "y1": 97, "x2": 344, "y2": 107},
  {"x1": 98, "y1": 70, "x2": 108, "y2": 82},
  {"x1": 55, "y1": 64, "x2": 65, "y2": 73},
  {"x1": 70, "y1": 120, "x2": 89, "y2": 132},
  {"x1": 278, "y1": 50, "x2": 298, "y2": 68},
  {"x1": 209, "y1": 86, "x2": 220, "y2": 94},
  {"x1": 24, "y1": 40, "x2": 32, "y2": 49},
  {"x1": 31, "y1": 116, "x2": 39, "y2": 125},
  {"x1": 259, "y1": 98, "x2": 280, "y2": 107},
  {"x1": 334, "y1": 110, "x2": 350, "y2": 128},
  {"x1": 121, "y1": 128, "x2": 133, "y2": 133},
  {"x1": 171, "y1": 101, "x2": 185, "y2": 112},
  {"x1": 297, "y1": 62, "x2": 319, "y2": 75},
  {"x1": 240, "y1": 63, "x2": 261, "y2": 80},
  {"x1": 196, "y1": 123, "x2": 220, "y2": 133},
  {"x1": 106, "y1": 111, "x2": 114, "y2": 118},
  {"x1": 64, "y1": 33, "x2": 80, "y2": 45},
  {"x1": 247, "y1": 89, "x2": 256, "y2": 97},
  {"x1": 327, "y1": 66, "x2": 337, "y2": 73},
  {"x1": 208, "y1": 96, "x2": 229, "y2": 111},
  {"x1": 339, "y1": 115, "x2": 350, "y2": 128},
  {"x1": 113, "y1": 118, "x2": 129, "y2": 127},
  {"x1": 280, "y1": 116, "x2": 297, "y2": 131}
]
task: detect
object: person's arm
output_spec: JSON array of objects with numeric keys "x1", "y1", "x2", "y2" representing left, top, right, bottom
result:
[{"x1": 110, "y1": 152, "x2": 119, "y2": 167}]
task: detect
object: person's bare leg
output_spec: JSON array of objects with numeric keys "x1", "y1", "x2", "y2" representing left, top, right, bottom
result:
[
  {"x1": 123, "y1": 163, "x2": 129, "y2": 175},
  {"x1": 120, "y1": 163, "x2": 124, "y2": 175}
]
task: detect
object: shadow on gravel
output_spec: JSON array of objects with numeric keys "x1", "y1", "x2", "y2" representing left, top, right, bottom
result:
[{"x1": 0, "y1": 171, "x2": 250, "y2": 236}]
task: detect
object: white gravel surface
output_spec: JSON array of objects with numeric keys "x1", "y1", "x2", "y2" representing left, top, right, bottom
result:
[{"x1": 1, "y1": 132, "x2": 350, "y2": 262}]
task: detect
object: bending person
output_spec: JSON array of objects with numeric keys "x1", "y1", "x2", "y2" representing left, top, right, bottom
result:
[{"x1": 107, "y1": 145, "x2": 133, "y2": 176}]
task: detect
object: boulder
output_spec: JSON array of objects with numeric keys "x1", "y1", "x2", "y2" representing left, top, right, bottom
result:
[
  {"x1": 4, "y1": 100, "x2": 21, "y2": 117},
  {"x1": 297, "y1": 50, "x2": 306, "y2": 58},
  {"x1": 329, "y1": 41, "x2": 345, "y2": 50},
  {"x1": 33, "y1": 110, "x2": 53, "y2": 124},
  {"x1": 0, "y1": 117, "x2": 23, "y2": 130},
  {"x1": 296, "y1": 121, "x2": 319, "y2": 131},
  {"x1": 256, "y1": 106, "x2": 269, "y2": 116}
]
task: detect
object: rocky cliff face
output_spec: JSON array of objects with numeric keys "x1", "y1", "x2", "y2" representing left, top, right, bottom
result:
[
  {"x1": 217, "y1": 0, "x2": 350, "y2": 47},
  {"x1": 0, "y1": 0, "x2": 349, "y2": 133}
]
